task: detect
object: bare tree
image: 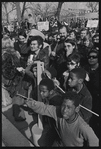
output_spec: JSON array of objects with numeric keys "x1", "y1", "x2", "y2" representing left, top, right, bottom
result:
[
  {"x1": 86, "y1": 2, "x2": 99, "y2": 12},
  {"x1": 2, "y1": 2, "x2": 64, "y2": 24},
  {"x1": 2, "y1": 2, "x2": 16, "y2": 23},
  {"x1": 21, "y1": 2, "x2": 26, "y2": 19},
  {"x1": 30, "y1": 3, "x2": 42, "y2": 15},
  {"x1": 15, "y1": 2, "x2": 22, "y2": 23},
  {"x1": 2, "y1": 2, "x2": 9, "y2": 23},
  {"x1": 29, "y1": 3, "x2": 53, "y2": 21},
  {"x1": 43, "y1": 3, "x2": 52, "y2": 20},
  {"x1": 2, "y1": 2, "x2": 27, "y2": 24},
  {"x1": 55, "y1": 2, "x2": 64, "y2": 21},
  {"x1": 15, "y1": 2, "x2": 28, "y2": 23}
]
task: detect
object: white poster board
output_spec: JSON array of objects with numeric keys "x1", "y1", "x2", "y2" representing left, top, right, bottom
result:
[
  {"x1": 37, "y1": 21, "x2": 49, "y2": 31},
  {"x1": 86, "y1": 20, "x2": 98, "y2": 28}
]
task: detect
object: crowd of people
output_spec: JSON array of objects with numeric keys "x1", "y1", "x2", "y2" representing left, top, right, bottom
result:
[{"x1": 2, "y1": 14, "x2": 99, "y2": 147}]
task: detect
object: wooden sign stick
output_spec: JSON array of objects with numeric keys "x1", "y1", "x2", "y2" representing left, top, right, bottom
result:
[{"x1": 46, "y1": 74, "x2": 99, "y2": 117}]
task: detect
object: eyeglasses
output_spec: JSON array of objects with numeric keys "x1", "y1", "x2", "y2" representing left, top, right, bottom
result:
[
  {"x1": 88, "y1": 56, "x2": 98, "y2": 59},
  {"x1": 67, "y1": 62, "x2": 76, "y2": 65}
]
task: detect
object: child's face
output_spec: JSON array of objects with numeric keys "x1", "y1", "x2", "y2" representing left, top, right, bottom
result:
[
  {"x1": 67, "y1": 60, "x2": 78, "y2": 71},
  {"x1": 68, "y1": 72, "x2": 79, "y2": 88},
  {"x1": 39, "y1": 85, "x2": 50, "y2": 100},
  {"x1": 61, "y1": 99, "x2": 76, "y2": 120}
]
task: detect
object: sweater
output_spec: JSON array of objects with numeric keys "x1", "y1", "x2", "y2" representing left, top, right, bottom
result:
[{"x1": 28, "y1": 101, "x2": 99, "y2": 147}]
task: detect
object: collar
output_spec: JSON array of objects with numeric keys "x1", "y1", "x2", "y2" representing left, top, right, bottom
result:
[
  {"x1": 30, "y1": 49, "x2": 40, "y2": 56},
  {"x1": 72, "y1": 83, "x2": 84, "y2": 94},
  {"x1": 65, "y1": 113, "x2": 79, "y2": 124},
  {"x1": 77, "y1": 83, "x2": 88, "y2": 96}
]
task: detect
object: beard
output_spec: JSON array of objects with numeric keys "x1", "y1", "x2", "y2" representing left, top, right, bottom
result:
[{"x1": 60, "y1": 36, "x2": 66, "y2": 41}]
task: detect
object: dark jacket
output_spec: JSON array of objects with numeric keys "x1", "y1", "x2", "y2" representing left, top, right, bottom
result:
[
  {"x1": 14, "y1": 41, "x2": 30, "y2": 68},
  {"x1": 14, "y1": 41, "x2": 30, "y2": 55},
  {"x1": 43, "y1": 90, "x2": 63, "y2": 146},
  {"x1": 84, "y1": 65, "x2": 99, "y2": 113},
  {"x1": 78, "y1": 45, "x2": 92, "y2": 67},
  {"x1": 68, "y1": 83, "x2": 92, "y2": 124},
  {"x1": 78, "y1": 83, "x2": 92, "y2": 123},
  {"x1": 48, "y1": 91, "x2": 63, "y2": 106},
  {"x1": 28, "y1": 46, "x2": 49, "y2": 69},
  {"x1": 12, "y1": 73, "x2": 33, "y2": 121}
]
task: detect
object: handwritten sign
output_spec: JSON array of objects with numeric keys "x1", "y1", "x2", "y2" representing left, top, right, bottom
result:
[
  {"x1": 37, "y1": 21, "x2": 49, "y2": 31},
  {"x1": 86, "y1": 20, "x2": 98, "y2": 28}
]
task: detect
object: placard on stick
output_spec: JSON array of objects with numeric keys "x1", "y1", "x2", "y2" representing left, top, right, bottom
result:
[
  {"x1": 86, "y1": 20, "x2": 98, "y2": 28},
  {"x1": 37, "y1": 21, "x2": 49, "y2": 31}
]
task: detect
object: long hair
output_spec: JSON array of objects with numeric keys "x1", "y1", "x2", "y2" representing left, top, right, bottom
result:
[
  {"x1": 2, "y1": 49, "x2": 20, "y2": 80},
  {"x1": 64, "y1": 38, "x2": 78, "y2": 53},
  {"x1": 2, "y1": 36, "x2": 14, "y2": 49}
]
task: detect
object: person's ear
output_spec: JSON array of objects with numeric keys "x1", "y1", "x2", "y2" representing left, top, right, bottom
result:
[
  {"x1": 39, "y1": 44, "x2": 42, "y2": 49},
  {"x1": 49, "y1": 90, "x2": 54, "y2": 95},
  {"x1": 75, "y1": 105, "x2": 80, "y2": 113},
  {"x1": 73, "y1": 45, "x2": 75, "y2": 49},
  {"x1": 77, "y1": 62, "x2": 80, "y2": 67},
  {"x1": 78, "y1": 78, "x2": 83, "y2": 84}
]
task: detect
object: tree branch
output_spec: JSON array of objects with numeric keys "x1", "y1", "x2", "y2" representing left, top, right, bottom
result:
[
  {"x1": 7, "y1": 7, "x2": 16, "y2": 15},
  {"x1": 21, "y1": 2, "x2": 26, "y2": 19}
]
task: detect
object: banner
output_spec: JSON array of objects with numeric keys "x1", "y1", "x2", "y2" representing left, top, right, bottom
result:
[
  {"x1": 37, "y1": 21, "x2": 49, "y2": 31},
  {"x1": 86, "y1": 20, "x2": 98, "y2": 28}
]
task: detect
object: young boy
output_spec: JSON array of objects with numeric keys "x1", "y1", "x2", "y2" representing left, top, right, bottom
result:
[
  {"x1": 39, "y1": 78, "x2": 63, "y2": 146},
  {"x1": 39, "y1": 78, "x2": 63, "y2": 106},
  {"x1": 67, "y1": 68, "x2": 92, "y2": 124},
  {"x1": 62, "y1": 53, "x2": 81, "y2": 90},
  {"x1": 24, "y1": 91, "x2": 99, "y2": 146},
  {"x1": 62, "y1": 53, "x2": 89, "y2": 90}
]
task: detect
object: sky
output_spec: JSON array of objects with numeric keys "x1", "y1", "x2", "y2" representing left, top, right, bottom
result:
[
  {"x1": 63, "y1": 2, "x2": 88, "y2": 10},
  {"x1": 2, "y1": 2, "x2": 90, "y2": 21},
  {"x1": 33, "y1": 2, "x2": 89, "y2": 10}
]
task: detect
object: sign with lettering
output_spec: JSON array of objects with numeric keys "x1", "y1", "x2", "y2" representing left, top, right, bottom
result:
[
  {"x1": 37, "y1": 21, "x2": 49, "y2": 31},
  {"x1": 86, "y1": 20, "x2": 98, "y2": 28}
]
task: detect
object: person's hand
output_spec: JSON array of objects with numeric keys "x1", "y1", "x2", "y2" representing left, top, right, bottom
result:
[
  {"x1": 16, "y1": 51, "x2": 21, "y2": 59},
  {"x1": 27, "y1": 60, "x2": 33, "y2": 66},
  {"x1": 16, "y1": 67, "x2": 25, "y2": 73},
  {"x1": 12, "y1": 96, "x2": 25, "y2": 106},
  {"x1": 43, "y1": 70, "x2": 51, "y2": 79},
  {"x1": 85, "y1": 73, "x2": 90, "y2": 81},
  {"x1": 53, "y1": 78, "x2": 60, "y2": 86},
  {"x1": 51, "y1": 51, "x2": 56, "y2": 57},
  {"x1": 25, "y1": 98, "x2": 36, "y2": 108}
]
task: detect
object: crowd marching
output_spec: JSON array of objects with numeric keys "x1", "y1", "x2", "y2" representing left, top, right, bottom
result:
[{"x1": 2, "y1": 14, "x2": 99, "y2": 147}]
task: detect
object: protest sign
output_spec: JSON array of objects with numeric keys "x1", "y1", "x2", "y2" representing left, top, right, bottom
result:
[
  {"x1": 37, "y1": 21, "x2": 49, "y2": 31},
  {"x1": 86, "y1": 20, "x2": 98, "y2": 28}
]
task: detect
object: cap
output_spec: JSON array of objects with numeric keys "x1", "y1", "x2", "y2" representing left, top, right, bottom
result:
[{"x1": 29, "y1": 29, "x2": 45, "y2": 40}]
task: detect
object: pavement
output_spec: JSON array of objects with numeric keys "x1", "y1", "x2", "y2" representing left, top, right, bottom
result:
[
  {"x1": 2, "y1": 103, "x2": 35, "y2": 147},
  {"x1": 2, "y1": 87, "x2": 53, "y2": 147}
]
